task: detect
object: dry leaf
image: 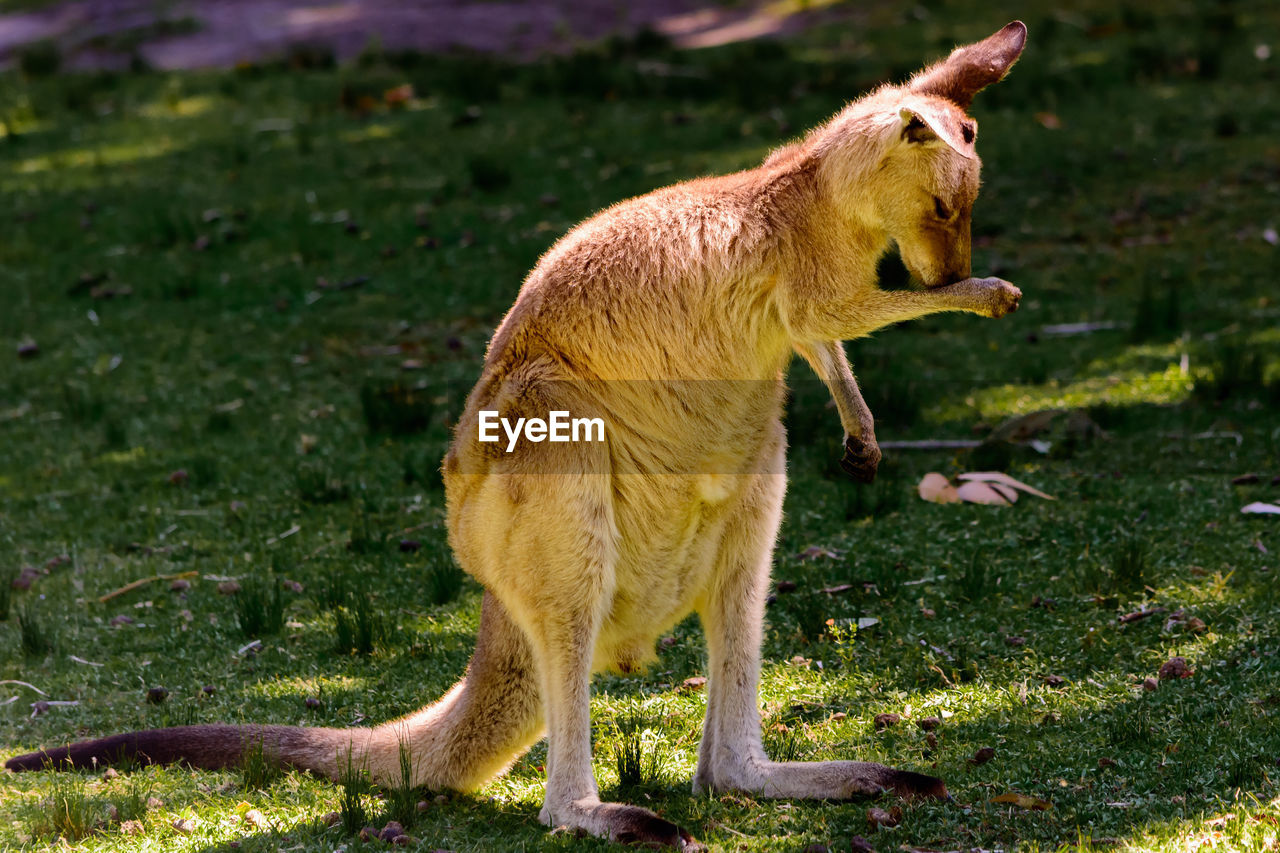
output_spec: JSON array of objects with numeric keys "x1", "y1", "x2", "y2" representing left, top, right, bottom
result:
[
  {"x1": 1158, "y1": 656, "x2": 1193, "y2": 680},
  {"x1": 957, "y1": 471, "x2": 1056, "y2": 500},
  {"x1": 873, "y1": 713, "x2": 901, "y2": 730},
  {"x1": 968, "y1": 746, "x2": 996, "y2": 766},
  {"x1": 988, "y1": 482, "x2": 1020, "y2": 503},
  {"x1": 992, "y1": 792, "x2": 1052, "y2": 810},
  {"x1": 918, "y1": 472, "x2": 960, "y2": 503},
  {"x1": 1241, "y1": 502, "x2": 1280, "y2": 515},
  {"x1": 866, "y1": 806, "x2": 901, "y2": 829},
  {"x1": 955, "y1": 480, "x2": 1011, "y2": 505}
]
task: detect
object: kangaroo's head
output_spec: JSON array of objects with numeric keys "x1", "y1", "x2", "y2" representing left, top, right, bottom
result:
[{"x1": 810, "y1": 22, "x2": 1026, "y2": 288}]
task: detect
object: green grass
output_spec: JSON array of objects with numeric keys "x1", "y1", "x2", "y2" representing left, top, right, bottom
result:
[{"x1": 3, "y1": 0, "x2": 1280, "y2": 850}]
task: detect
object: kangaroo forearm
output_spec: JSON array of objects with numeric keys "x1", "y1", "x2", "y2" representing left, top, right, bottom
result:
[
  {"x1": 787, "y1": 277, "x2": 1021, "y2": 341},
  {"x1": 794, "y1": 340, "x2": 874, "y2": 442}
]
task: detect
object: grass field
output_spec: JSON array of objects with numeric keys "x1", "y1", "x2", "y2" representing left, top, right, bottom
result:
[{"x1": 2, "y1": 1, "x2": 1280, "y2": 850}]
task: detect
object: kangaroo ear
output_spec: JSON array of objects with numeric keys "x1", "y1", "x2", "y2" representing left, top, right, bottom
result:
[
  {"x1": 899, "y1": 106, "x2": 976, "y2": 159},
  {"x1": 910, "y1": 21, "x2": 1027, "y2": 109}
]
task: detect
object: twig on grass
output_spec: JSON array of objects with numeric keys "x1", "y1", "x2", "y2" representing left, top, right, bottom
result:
[{"x1": 98, "y1": 570, "x2": 199, "y2": 603}]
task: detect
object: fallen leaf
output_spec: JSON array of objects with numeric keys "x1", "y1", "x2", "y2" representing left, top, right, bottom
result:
[
  {"x1": 918, "y1": 472, "x2": 960, "y2": 503},
  {"x1": 968, "y1": 746, "x2": 996, "y2": 766},
  {"x1": 849, "y1": 836, "x2": 877, "y2": 853},
  {"x1": 988, "y1": 482, "x2": 1019, "y2": 503},
  {"x1": 992, "y1": 792, "x2": 1052, "y2": 810},
  {"x1": 866, "y1": 806, "x2": 901, "y2": 829},
  {"x1": 1035, "y1": 111, "x2": 1062, "y2": 129},
  {"x1": 1119, "y1": 606, "x2": 1167, "y2": 624},
  {"x1": 798, "y1": 545, "x2": 841, "y2": 560},
  {"x1": 1159, "y1": 656, "x2": 1193, "y2": 680},
  {"x1": 1242, "y1": 502, "x2": 1280, "y2": 515},
  {"x1": 873, "y1": 713, "x2": 901, "y2": 730},
  {"x1": 957, "y1": 471, "x2": 1056, "y2": 500},
  {"x1": 955, "y1": 480, "x2": 1011, "y2": 505}
]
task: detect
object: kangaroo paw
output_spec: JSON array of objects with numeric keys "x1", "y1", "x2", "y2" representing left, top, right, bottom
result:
[
  {"x1": 545, "y1": 800, "x2": 701, "y2": 850},
  {"x1": 840, "y1": 434, "x2": 881, "y2": 483}
]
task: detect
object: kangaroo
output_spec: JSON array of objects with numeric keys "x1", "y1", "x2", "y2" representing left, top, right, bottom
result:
[{"x1": 7, "y1": 22, "x2": 1028, "y2": 848}]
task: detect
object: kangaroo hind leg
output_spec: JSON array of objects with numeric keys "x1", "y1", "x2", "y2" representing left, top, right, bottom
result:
[{"x1": 693, "y1": 461, "x2": 948, "y2": 802}]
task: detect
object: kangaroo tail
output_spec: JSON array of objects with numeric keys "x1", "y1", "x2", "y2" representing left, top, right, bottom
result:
[
  {"x1": 6, "y1": 593, "x2": 544, "y2": 789},
  {"x1": 5, "y1": 724, "x2": 352, "y2": 776}
]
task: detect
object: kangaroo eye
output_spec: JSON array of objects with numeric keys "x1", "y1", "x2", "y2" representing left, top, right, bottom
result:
[{"x1": 933, "y1": 196, "x2": 952, "y2": 220}]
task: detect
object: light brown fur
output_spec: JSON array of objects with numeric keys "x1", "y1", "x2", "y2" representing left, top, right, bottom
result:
[{"x1": 8, "y1": 23, "x2": 1029, "y2": 849}]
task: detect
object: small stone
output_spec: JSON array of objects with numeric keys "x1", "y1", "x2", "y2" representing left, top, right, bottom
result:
[
  {"x1": 873, "y1": 713, "x2": 901, "y2": 731},
  {"x1": 1232, "y1": 473, "x2": 1260, "y2": 485},
  {"x1": 167, "y1": 469, "x2": 189, "y2": 486},
  {"x1": 172, "y1": 817, "x2": 195, "y2": 834},
  {"x1": 229, "y1": 500, "x2": 248, "y2": 514},
  {"x1": 102, "y1": 767, "x2": 120, "y2": 781},
  {"x1": 776, "y1": 579, "x2": 798, "y2": 593},
  {"x1": 925, "y1": 732, "x2": 938, "y2": 750},
  {"x1": 218, "y1": 580, "x2": 241, "y2": 595},
  {"x1": 169, "y1": 578, "x2": 191, "y2": 592},
  {"x1": 1185, "y1": 617, "x2": 1207, "y2": 634},
  {"x1": 801, "y1": 844, "x2": 829, "y2": 853},
  {"x1": 1098, "y1": 757, "x2": 1118, "y2": 768},
  {"x1": 968, "y1": 746, "x2": 996, "y2": 766},
  {"x1": 399, "y1": 539, "x2": 422, "y2": 553},
  {"x1": 1158, "y1": 656, "x2": 1192, "y2": 680},
  {"x1": 17, "y1": 338, "x2": 39, "y2": 359},
  {"x1": 31, "y1": 701, "x2": 50, "y2": 716},
  {"x1": 850, "y1": 836, "x2": 878, "y2": 853},
  {"x1": 660, "y1": 636, "x2": 678, "y2": 647},
  {"x1": 917, "y1": 716, "x2": 941, "y2": 732},
  {"x1": 1005, "y1": 635, "x2": 1026, "y2": 647},
  {"x1": 110, "y1": 614, "x2": 135, "y2": 627},
  {"x1": 434, "y1": 793, "x2": 449, "y2": 805},
  {"x1": 416, "y1": 800, "x2": 431, "y2": 812},
  {"x1": 1044, "y1": 674, "x2": 1066, "y2": 688},
  {"x1": 830, "y1": 712, "x2": 847, "y2": 722},
  {"x1": 202, "y1": 685, "x2": 216, "y2": 696},
  {"x1": 321, "y1": 811, "x2": 341, "y2": 826},
  {"x1": 681, "y1": 676, "x2": 708, "y2": 691},
  {"x1": 148, "y1": 797, "x2": 165, "y2": 811},
  {"x1": 1142, "y1": 676, "x2": 1159, "y2": 692},
  {"x1": 359, "y1": 826, "x2": 379, "y2": 842},
  {"x1": 921, "y1": 607, "x2": 936, "y2": 619},
  {"x1": 192, "y1": 235, "x2": 211, "y2": 251},
  {"x1": 243, "y1": 809, "x2": 268, "y2": 828},
  {"x1": 11, "y1": 567, "x2": 37, "y2": 590},
  {"x1": 392, "y1": 835, "x2": 415, "y2": 847},
  {"x1": 120, "y1": 819, "x2": 144, "y2": 836},
  {"x1": 282, "y1": 579, "x2": 304, "y2": 593},
  {"x1": 539, "y1": 193, "x2": 560, "y2": 207},
  {"x1": 305, "y1": 696, "x2": 321, "y2": 710},
  {"x1": 146, "y1": 687, "x2": 169, "y2": 704},
  {"x1": 379, "y1": 821, "x2": 405, "y2": 842}
]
